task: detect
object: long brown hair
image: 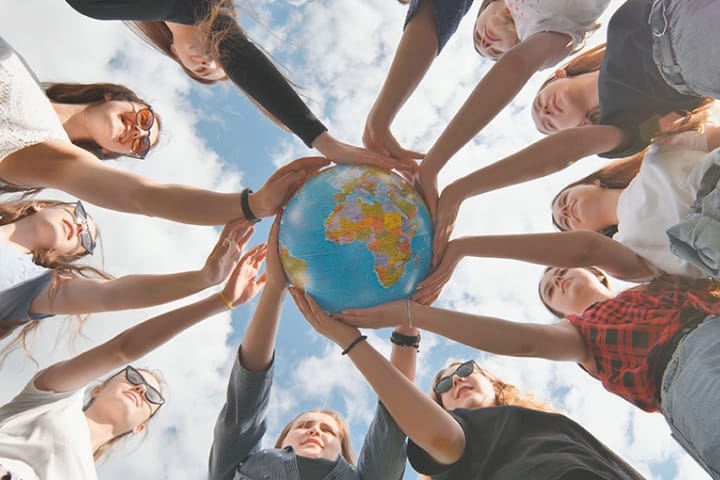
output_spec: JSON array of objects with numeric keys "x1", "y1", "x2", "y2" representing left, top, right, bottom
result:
[
  {"x1": 44, "y1": 82, "x2": 158, "y2": 160},
  {"x1": 0, "y1": 200, "x2": 109, "y2": 352},
  {"x1": 538, "y1": 266, "x2": 611, "y2": 318},
  {"x1": 537, "y1": 43, "x2": 715, "y2": 137},
  {"x1": 83, "y1": 367, "x2": 165, "y2": 461},
  {"x1": 430, "y1": 361, "x2": 555, "y2": 412},
  {"x1": 551, "y1": 152, "x2": 644, "y2": 237},
  {"x1": 274, "y1": 409, "x2": 357, "y2": 464}
]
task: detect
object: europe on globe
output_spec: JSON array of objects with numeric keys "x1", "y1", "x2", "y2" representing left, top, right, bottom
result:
[{"x1": 279, "y1": 165, "x2": 433, "y2": 313}]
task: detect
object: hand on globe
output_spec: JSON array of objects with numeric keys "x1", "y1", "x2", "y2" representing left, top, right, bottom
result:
[
  {"x1": 250, "y1": 156, "x2": 330, "y2": 218},
  {"x1": 336, "y1": 299, "x2": 414, "y2": 330},
  {"x1": 289, "y1": 287, "x2": 361, "y2": 348},
  {"x1": 413, "y1": 240, "x2": 463, "y2": 305},
  {"x1": 432, "y1": 185, "x2": 463, "y2": 268},
  {"x1": 264, "y1": 216, "x2": 287, "y2": 290},
  {"x1": 414, "y1": 163, "x2": 439, "y2": 219}
]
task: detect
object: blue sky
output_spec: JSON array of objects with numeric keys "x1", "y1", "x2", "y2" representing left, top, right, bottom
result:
[{"x1": 0, "y1": 0, "x2": 712, "y2": 478}]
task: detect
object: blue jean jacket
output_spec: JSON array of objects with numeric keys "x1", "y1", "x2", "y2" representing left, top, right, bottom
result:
[{"x1": 207, "y1": 346, "x2": 407, "y2": 480}]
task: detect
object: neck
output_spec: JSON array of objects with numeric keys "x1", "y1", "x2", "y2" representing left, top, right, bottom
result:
[
  {"x1": 578, "y1": 70, "x2": 601, "y2": 115},
  {"x1": 84, "y1": 409, "x2": 123, "y2": 454},
  {"x1": 51, "y1": 102, "x2": 91, "y2": 142},
  {"x1": 601, "y1": 188, "x2": 622, "y2": 228},
  {"x1": 0, "y1": 218, "x2": 41, "y2": 254}
]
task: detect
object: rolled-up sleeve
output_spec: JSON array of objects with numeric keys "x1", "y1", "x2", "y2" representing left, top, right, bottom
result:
[{"x1": 0, "y1": 272, "x2": 53, "y2": 325}]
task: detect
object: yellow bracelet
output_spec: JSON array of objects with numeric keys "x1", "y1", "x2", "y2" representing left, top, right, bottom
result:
[{"x1": 218, "y1": 291, "x2": 234, "y2": 310}]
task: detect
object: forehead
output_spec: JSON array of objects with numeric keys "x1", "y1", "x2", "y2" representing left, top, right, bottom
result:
[{"x1": 294, "y1": 412, "x2": 339, "y2": 428}]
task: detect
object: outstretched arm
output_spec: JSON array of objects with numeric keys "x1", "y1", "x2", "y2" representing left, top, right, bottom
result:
[
  {"x1": 29, "y1": 221, "x2": 254, "y2": 315},
  {"x1": 363, "y1": 0, "x2": 438, "y2": 160},
  {"x1": 337, "y1": 300, "x2": 589, "y2": 364},
  {"x1": 208, "y1": 219, "x2": 287, "y2": 480},
  {"x1": 0, "y1": 143, "x2": 328, "y2": 225},
  {"x1": 415, "y1": 232, "x2": 654, "y2": 304},
  {"x1": 430, "y1": 124, "x2": 626, "y2": 259},
  {"x1": 291, "y1": 290, "x2": 466, "y2": 467},
  {"x1": 416, "y1": 31, "x2": 575, "y2": 215},
  {"x1": 34, "y1": 224, "x2": 266, "y2": 394}
]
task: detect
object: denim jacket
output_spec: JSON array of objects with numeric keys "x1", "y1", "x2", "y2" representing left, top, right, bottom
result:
[{"x1": 207, "y1": 346, "x2": 407, "y2": 480}]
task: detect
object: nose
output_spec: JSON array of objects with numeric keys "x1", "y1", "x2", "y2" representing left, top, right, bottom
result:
[{"x1": 307, "y1": 425, "x2": 320, "y2": 436}]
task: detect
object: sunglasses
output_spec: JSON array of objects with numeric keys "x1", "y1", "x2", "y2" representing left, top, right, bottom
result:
[
  {"x1": 73, "y1": 201, "x2": 95, "y2": 255},
  {"x1": 123, "y1": 366, "x2": 165, "y2": 406},
  {"x1": 433, "y1": 360, "x2": 478, "y2": 394},
  {"x1": 127, "y1": 106, "x2": 155, "y2": 159}
]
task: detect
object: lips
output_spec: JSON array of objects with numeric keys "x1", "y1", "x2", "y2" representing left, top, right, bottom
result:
[
  {"x1": 484, "y1": 27, "x2": 498, "y2": 43},
  {"x1": 302, "y1": 437, "x2": 323, "y2": 448},
  {"x1": 62, "y1": 218, "x2": 75, "y2": 241}
]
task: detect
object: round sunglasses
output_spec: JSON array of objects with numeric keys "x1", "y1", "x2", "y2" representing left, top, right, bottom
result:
[
  {"x1": 127, "y1": 106, "x2": 155, "y2": 159},
  {"x1": 433, "y1": 360, "x2": 478, "y2": 394}
]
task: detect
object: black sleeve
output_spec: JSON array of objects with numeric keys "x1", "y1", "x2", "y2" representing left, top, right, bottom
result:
[{"x1": 212, "y1": 14, "x2": 328, "y2": 147}]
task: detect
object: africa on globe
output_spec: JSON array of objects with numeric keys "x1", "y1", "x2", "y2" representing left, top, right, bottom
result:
[{"x1": 278, "y1": 165, "x2": 433, "y2": 313}]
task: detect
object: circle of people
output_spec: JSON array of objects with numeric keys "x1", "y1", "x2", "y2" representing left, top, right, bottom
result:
[{"x1": 0, "y1": 0, "x2": 717, "y2": 478}]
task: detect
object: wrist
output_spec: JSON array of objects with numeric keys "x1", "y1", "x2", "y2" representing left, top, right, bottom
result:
[
  {"x1": 242, "y1": 188, "x2": 262, "y2": 222},
  {"x1": 390, "y1": 330, "x2": 421, "y2": 350},
  {"x1": 311, "y1": 131, "x2": 333, "y2": 155}
]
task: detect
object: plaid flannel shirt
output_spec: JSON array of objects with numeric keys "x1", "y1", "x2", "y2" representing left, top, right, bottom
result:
[{"x1": 567, "y1": 288, "x2": 720, "y2": 411}]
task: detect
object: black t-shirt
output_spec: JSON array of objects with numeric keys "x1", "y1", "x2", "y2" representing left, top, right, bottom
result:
[
  {"x1": 598, "y1": 0, "x2": 703, "y2": 159},
  {"x1": 65, "y1": 0, "x2": 327, "y2": 147},
  {"x1": 296, "y1": 454, "x2": 340, "y2": 480},
  {"x1": 407, "y1": 406, "x2": 646, "y2": 480}
]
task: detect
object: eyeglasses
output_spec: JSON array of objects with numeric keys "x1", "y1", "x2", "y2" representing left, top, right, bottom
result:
[
  {"x1": 123, "y1": 366, "x2": 165, "y2": 406},
  {"x1": 127, "y1": 106, "x2": 155, "y2": 159},
  {"x1": 73, "y1": 201, "x2": 95, "y2": 255},
  {"x1": 433, "y1": 360, "x2": 478, "y2": 394}
]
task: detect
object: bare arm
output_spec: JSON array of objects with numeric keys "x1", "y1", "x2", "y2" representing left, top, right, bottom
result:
[
  {"x1": 415, "y1": 232, "x2": 654, "y2": 305},
  {"x1": 30, "y1": 222, "x2": 253, "y2": 315},
  {"x1": 291, "y1": 291, "x2": 465, "y2": 466},
  {"x1": 34, "y1": 231, "x2": 266, "y2": 393},
  {"x1": 0, "y1": 142, "x2": 328, "y2": 225},
  {"x1": 363, "y1": 0, "x2": 438, "y2": 159}
]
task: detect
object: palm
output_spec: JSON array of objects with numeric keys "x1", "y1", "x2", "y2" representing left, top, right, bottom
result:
[{"x1": 223, "y1": 244, "x2": 267, "y2": 306}]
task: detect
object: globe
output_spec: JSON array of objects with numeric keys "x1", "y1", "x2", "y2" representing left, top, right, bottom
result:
[{"x1": 279, "y1": 165, "x2": 433, "y2": 313}]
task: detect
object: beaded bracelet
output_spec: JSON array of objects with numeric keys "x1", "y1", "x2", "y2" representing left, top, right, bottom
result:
[{"x1": 341, "y1": 335, "x2": 367, "y2": 355}]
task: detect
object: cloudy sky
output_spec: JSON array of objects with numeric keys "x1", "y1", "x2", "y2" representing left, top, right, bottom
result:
[{"x1": 0, "y1": 0, "x2": 711, "y2": 478}]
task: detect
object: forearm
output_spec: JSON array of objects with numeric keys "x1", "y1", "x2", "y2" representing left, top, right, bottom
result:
[
  {"x1": 366, "y1": 0, "x2": 438, "y2": 129},
  {"x1": 389, "y1": 324, "x2": 419, "y2": 381},
  {"x1": 453, "y1": 233, "x2": 652, "y2": 280},
  {"x1": 449, "y1": 126, "x2": 625, "y2": 201},
  {"x1": 213, "y1": 14, "x2": 326, "y2": 147},
  {"x1": 347, "y1": 341, "x2": 465, "y2": 464},
  {"x1": 112, "y1": 294, "x2": 225, "y2": 363},
  {"x1": 239, "y1": 282, "x2": 286, "y2": 372}
]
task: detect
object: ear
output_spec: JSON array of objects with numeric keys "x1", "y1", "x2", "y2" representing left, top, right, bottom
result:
[
  {"x1": 590, "y1": 178, "x2": 602, "y2": 186},
  {"x1": 169, "y1": 43, "x2": 179, "y2": 60},
  {"x1": 579, "y1": 117, "x2": 593, "y2": 126},
  {"x1": 90, "y1": 386, "x2": 101, "y2": 399},
  {"x1": 103, "y1": 92, "x2": 113, "y2": 102},
  {"x1": 132, "y1": 422, "x2": 147, "y2": 435},
  {"x1": 554, "y1": 68, "x2": 567, "y2": 79}
]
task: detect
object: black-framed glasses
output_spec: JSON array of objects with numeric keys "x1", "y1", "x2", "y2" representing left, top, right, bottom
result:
[
  {"x1": 123, "y1": 366, "x2": 165, "y2": 406},
  {"x1": 127, "y1": 106, "x2": 155, "y2": 159},
  {"x1": 433, "y1": 360, "x2": 478, "y2": 394},
  {"x1": 73, "y1": 201, "x2": 95, "y2": 255}
]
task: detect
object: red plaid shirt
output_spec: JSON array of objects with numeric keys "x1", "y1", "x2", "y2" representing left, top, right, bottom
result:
[{"x1": 567, "y1": 288, "x2": 720, "y2": 411}]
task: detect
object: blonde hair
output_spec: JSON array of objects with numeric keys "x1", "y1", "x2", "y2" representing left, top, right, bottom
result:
[
  {"x1": 274, "y1": 409, "x2": 357, "y2": 464},
  {"x1": 536, "y1": 43, "x2": 715, "y2": 137},
  {"x1": 83, "y1": 367, "x2": 166, "y2": 461},
  {"x1": 430, "y1": 362, "x2": 555, "y2": 412}
]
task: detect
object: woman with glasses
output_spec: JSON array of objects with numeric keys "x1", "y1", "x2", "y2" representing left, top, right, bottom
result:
[
  {"x1": 292, "y1": 292, "x2": 644, "y2": 479},
  {"x1": 0, "y1": 219, "x2": 265, "y2": 479},
  {"x1": 337, "y1": 268, "x2": 720, "y2": 477},
  {"x1": 0, "y1": 202, "x2": 255, "y2": 358},
  {"x1": 208, "y1": 220, "x2": 413, "y2": 480},
  {"x1": 63, "y1": 0, "x2": 415, "y2": 175},
  {"x1": 0, "y1": 35, "x2": 326, "y2": 225}
]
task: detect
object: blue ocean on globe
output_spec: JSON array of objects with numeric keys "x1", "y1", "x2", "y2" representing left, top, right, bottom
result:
[{"x1": 279, "y1": 165, "x2": 433, "y2": 313}]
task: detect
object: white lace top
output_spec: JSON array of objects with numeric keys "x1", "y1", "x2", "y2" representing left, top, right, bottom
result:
[
  {"x1": 0, "y1": 36, "x2": 69, "y2": 162},
  {"x1": 0, "y1": 241, "x2": 46, "y2": 291}
]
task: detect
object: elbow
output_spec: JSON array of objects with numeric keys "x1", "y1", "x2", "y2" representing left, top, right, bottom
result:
[
  {"x1": 564, "y1": 232, "x2": 600, "y2": 267},
  {"x1": 423, "y1": 428, "x2": 466, "y2": 465}
]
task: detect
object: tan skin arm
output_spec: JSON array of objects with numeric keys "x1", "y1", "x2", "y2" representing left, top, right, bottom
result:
[
  {"x1": 291, "y1": 290, "x2": 465, "y2": 466},
  {"x1": 416, "y1": 30, "x2": 575, "y2": 216},
  {"x1": 414, "y1": 232, "x2": 654, "y2": 305},
  {"x1": 0, "y1": 141, "x2": 329, "y2": 225},
  {"x1": 34, "y1": 225, "x2": 267, "y2": 394},
  {"x1": 29, "y1": 221, "x2": 259, "y2": 315}
]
